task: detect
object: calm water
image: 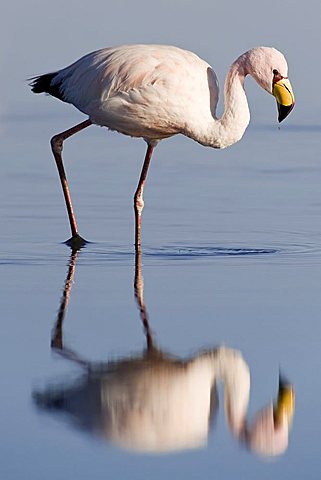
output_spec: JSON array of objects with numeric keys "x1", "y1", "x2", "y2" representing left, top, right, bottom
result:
[{"x1": 1, "y1": 114, "x2": 321, "y2": 479}]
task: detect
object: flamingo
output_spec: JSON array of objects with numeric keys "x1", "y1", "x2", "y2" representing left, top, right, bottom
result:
[{"x1": 30, "y1": 44, "x2": 295, "y2": 249}]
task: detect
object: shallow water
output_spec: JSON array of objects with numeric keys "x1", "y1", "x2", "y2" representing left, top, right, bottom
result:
[{"x1": 1, "y1": 114, "x2": 321, "y2": 479}]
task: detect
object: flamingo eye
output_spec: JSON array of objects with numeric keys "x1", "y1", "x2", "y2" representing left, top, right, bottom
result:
[{"x1": 272, "y1": 69, "x2": 284, "y2": 86}]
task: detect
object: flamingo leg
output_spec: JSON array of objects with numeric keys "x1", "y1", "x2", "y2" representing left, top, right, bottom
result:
[
  {"x1": 50, "y1": 119, "x2": 92, "y2": 248},
  {"x1": 134, "y1": 143, "x2": 154, "y2": 249}
]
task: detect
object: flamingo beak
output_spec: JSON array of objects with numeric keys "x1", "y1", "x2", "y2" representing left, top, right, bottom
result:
[
  {"x1": 273, "y1": 77, "x2": 295, "y2": 122},
  {"x1": 273, "y1": 375, "x2": 295, "y2": 427}
]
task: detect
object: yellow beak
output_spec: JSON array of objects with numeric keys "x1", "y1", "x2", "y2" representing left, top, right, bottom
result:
[
  {"x1": 274, "y1": 376, "x2": 295, "y2": 427},
  {"x1": 273, "y1": 78, "x2": 295, "y2": 122}
]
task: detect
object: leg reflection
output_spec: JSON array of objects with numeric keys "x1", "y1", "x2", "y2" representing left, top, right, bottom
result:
[
  {"x1": 134, "y1": 250, "x2": 154, "y2": 351},
  {"x1": 51, "y1": 249, "x2": 89, "y2": 369}
]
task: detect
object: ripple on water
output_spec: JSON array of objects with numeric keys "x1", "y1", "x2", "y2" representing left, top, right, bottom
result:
[
  {"x1": 144, "y1": 245, "x2": 278, "y2": 259},
  {"x1": 138, "y1": 233, "x2": 321, "y2": 266},
  {"x1": 1, "y1": 231, "x2": 321, "y2": 266}
]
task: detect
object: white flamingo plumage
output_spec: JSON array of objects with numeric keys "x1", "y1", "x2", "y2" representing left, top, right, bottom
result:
[{"x1": 30, "y1": 44, "x2": 295, "y2": 249}]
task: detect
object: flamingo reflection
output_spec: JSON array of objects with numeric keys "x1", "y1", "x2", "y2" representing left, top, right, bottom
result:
[{"x1": 34, "y1": 250, "x2": 294, "y2": 456}]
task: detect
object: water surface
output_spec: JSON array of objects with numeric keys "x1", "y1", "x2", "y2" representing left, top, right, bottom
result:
[{"x1": 1, "y1": 115, "x2": 321, "y2": 479}]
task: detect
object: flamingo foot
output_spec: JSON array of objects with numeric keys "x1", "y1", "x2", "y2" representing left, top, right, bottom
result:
[{"x1": 64, "y1": 233, "x2": 88, "y2": 250}]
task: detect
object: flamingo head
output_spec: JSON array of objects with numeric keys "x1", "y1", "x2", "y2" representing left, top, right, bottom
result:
[{"x1": 240, "y1": 47, "x2": 295, "y2": 122}]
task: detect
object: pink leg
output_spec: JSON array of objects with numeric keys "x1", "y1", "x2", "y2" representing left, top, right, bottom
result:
[
  {"x1": 134, "y1": 143, "x2": 154, "y2": 249},
  {"x1": 50, "y1": 119, "x2": 92, "y2": 248}
]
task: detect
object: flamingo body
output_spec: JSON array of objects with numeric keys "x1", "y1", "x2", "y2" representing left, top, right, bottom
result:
[{"x1": 30, "y1": 44, "x2": 295, "y2": 247}]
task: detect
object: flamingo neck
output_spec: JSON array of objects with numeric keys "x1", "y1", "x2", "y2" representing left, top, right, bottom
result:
[{"x1": 196, "y1": 61, "x2": 251, "y2": 149}]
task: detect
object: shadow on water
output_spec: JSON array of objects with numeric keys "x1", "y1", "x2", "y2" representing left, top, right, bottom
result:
[{"x1": 33, "y1": 247, "x2": 295, "y2": 457}]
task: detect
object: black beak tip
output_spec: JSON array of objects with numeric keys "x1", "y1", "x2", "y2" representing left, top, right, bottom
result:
[
  {"x1": 278, "y1": 103, "x2": 295, "y2": 123},
  {"x1": 279, "y1": 371, "x2": 291, "y2": 390}
]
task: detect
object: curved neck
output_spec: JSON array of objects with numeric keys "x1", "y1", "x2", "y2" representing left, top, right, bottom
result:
[
  {"x1": 217, "y1": 62, "x2": 250, "y2": 148},
  {"x1": 193, "y1": 61, "x2": 251, "y2": 149}
]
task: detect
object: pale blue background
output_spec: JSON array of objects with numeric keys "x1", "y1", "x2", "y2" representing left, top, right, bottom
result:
[{"x1": 1, "y1": 2, "x2": 321, "y2": 479}]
